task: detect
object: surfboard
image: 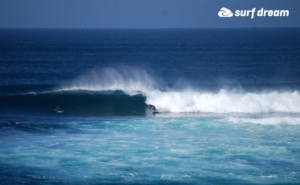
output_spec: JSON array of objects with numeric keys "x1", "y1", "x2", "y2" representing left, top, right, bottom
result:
[
  {"x1": 152, "y1": 111, "x2": 159, "y2": 114},
  {"x1": 55, "y1": 109, "x2": 64, "y2": 113}
]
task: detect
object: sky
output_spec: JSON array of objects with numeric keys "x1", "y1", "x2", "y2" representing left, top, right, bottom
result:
[{"x1": 0, "y1": 0, "x2": 299, "y2": 28}]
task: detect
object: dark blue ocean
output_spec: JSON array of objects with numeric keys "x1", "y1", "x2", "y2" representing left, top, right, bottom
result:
[{"x1": 1, "y1": 28, "x2": 300, "y2": 184}]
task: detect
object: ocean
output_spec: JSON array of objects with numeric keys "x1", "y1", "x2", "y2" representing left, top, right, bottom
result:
[{"x1": 0, "y1": 28, "x2": 300, "y2": 184}]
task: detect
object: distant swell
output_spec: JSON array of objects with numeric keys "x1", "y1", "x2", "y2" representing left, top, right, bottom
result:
[{"x1": 0, "y1": 90, "x2": 148, "y2": 116}]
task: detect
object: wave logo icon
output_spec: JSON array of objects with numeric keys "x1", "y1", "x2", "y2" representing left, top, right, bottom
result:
[{"x1": 218, "y1": 7, "x2": 233, "y2": 17}]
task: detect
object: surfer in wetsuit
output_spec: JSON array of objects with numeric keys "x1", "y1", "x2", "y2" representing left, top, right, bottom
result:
[
  {"x1": 55, "y1": 106, "x2": 64, "y2": 113},
  {"x1": 9, "y1": 121, "x2": 18, "y2": 125},
  {"x1": 148, "y1": 104, "x2": 156, "y2": 111}
]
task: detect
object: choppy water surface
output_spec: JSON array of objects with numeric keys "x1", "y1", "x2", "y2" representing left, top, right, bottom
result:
[{"x1": 1, "y1": 114, "x2": 300, "y2": 184}]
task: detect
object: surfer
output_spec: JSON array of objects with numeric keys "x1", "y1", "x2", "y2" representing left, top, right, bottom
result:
[
  {"x1": 148, "y1": 104, "x2": 156, "y2": 111},
  {"x1": 55, "y1": 106, "x2": 64, "y2": 113},
  {"x1": 9, "y1": 121, "x2": 18, "y2": 125}
]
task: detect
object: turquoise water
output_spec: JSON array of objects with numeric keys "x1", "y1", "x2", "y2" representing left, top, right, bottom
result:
[
  {"x1": 1, "y1": 114, "x2": 300, "y2": 184},
  {"x1": 1, "y1": 28, "x2": 300, "y2": 184}
]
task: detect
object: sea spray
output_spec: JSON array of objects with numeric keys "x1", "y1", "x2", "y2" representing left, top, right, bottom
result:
[{"x1": 63, "y1": 66, "x2": 161, "y2": 95}]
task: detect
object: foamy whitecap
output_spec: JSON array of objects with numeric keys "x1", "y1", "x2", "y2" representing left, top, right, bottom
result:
[{"x1": 146, "y1": 89, "x2": 300, "y2": 113}]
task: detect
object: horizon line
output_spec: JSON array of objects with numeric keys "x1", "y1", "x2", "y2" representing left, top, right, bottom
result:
[{"x1": 0, "y1": 27, "x2": 299, "y2": 30}]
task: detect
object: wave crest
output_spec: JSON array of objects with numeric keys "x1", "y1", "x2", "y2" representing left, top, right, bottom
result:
[{"x1": 63, "y1": 66, "x2": 160, "y2": 95}]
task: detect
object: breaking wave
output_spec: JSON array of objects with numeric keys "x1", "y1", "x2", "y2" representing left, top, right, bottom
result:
[
  {"x1": 62, "y1": 67, "x2": 300, "y2": 114},
  {"x1": 2, "y1": 67, "x2": 300, "y2": 116}
]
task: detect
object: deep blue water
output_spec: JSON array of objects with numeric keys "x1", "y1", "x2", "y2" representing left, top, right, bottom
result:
[{"x1": 1, "y1": 28, "x2": 300, "y2": 184}]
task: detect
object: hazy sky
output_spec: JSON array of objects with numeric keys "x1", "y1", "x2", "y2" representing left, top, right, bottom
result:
[{"x1": 0, "y1": 0, "x2": 299, "y2": 28}]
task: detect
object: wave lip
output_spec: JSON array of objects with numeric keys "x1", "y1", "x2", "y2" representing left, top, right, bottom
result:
[{"x1": 63, "y1": 66, "x2": 160, "y2": 96}]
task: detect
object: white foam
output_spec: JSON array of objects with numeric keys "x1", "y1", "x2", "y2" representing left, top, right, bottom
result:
[
  {"x1": 147, "y1": 89, "x2": 300, "y2": 113},
  {"x1": 226, "y1": 116, "x2": 300, "y2": 125}
]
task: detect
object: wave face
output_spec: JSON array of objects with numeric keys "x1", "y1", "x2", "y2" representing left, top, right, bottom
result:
[{"x1": 0, "y1": 90, "x2": 148, "y2": 116}]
